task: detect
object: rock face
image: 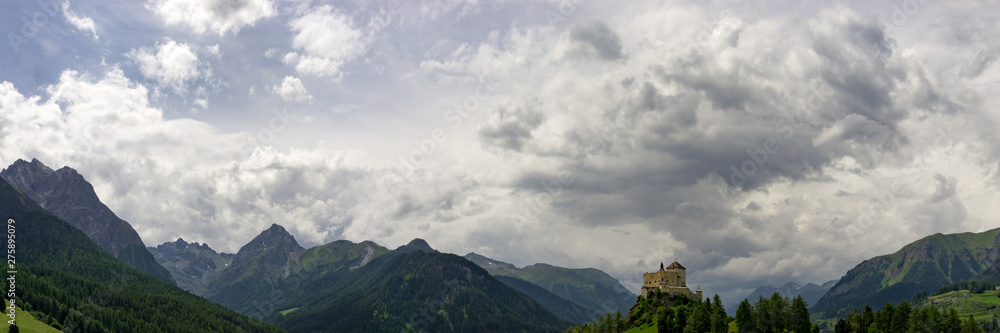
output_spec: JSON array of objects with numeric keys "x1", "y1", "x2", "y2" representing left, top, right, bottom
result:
[
  {"x1": 148, "y1": 238, "x2": 235, "y2": 296},
  {"x1": 207, "y1": 224, "x2": 305, "y2": 312},
  {"x1": 226, "y1": 223, "x2": 304, "y2": 280},
  {"x1": 1, "y1": 158, "x2": 175, "y2": 284}
]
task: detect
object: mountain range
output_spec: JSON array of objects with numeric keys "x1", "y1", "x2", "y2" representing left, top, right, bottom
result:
[
  {"x1": 147, "y1": 238, "x2": 235, "y2": 295},
  {"x1": 463, "y1": 252, "x2": 637, "y2": 319},
  {"x1": 267, "y1": 240, "x2": 571, "y2": 332},
  {"x1": 0, "y1": 159, "x2": 601, "y2": 331},
  {"x1": 726, "y1": 280, "x2": 837, "y2": 316},
  {"x1": 0, "y1": 173, "x2": 281, "y2": 332},
  {"x1": 1, "y1": 158, "x2": 175, "y2": 284},
  {"x1": 173, "y1": 222, "x2": 635, "y2": 329},
  {"x1": 179, "y1": 224, "x2": 574, "y2": 332},
  {"x1": 812, "y1": 227, "x2": 1000, "y2": 317},
  {"x1": 142, "y1": 213, "x2": 636, "y2": 327}
]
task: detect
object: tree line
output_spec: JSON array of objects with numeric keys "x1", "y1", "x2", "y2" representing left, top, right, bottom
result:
[
  {"x1": 734, "y1": 292, "x2": 815, "y2": 333},
  {"x1": 830, "y1": 301, "x2": 983, "y2": 333}
]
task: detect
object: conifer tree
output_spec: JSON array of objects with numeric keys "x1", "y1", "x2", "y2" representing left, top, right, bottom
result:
[
  {"x1": 791, "y1": 295, "x2": 811, "y2": 333},
  {"x1": 735, "y1": 299, "x2": 753, "y2": 333}
]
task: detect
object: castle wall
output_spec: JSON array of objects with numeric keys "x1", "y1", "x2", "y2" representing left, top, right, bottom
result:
[
  {"x1": 640, "y1": 286, "x2": 701, "y2": 301},
  {"x1": 642, "y1": 268, "x2": 685, "y2": 288}
]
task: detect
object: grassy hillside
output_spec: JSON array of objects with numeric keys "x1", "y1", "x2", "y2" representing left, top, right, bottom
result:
[
  {"x1": 813, "y1": 228, "x2": 1000, "y2": 318},
  {"x1": 916, "y1": 290, "x2": 1000, "y2": 322},
  {"x1": 0, "y1": 299, "x2": 60, "y2": 333},
  {"x1": 0, "y1": 178, "x2": 284, "y2": 332}
]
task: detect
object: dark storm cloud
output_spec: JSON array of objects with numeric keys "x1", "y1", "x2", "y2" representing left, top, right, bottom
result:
[
  {"x1": 507, "y1": 9, "x2": 943, "y2": 259},
  {"x1": 909, "y1": 174, "x2": 967, "y2": 236},
  {"x1": 569, "y1": 21, "x2": 624, "y2": 60},
  {"x1": 927, "y1": 173, "x2": 957, "y2": 203},
  {"x1": 479, "y1": 100, "x2": 546, "y2": 152}
]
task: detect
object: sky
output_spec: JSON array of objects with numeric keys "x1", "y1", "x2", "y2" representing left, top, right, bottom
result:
[{"x1": 1, "y1": 0, "x2": 999, "y2": 304}]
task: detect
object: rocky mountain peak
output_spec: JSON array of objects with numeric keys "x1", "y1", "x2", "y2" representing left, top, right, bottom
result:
[
  {"x1": 228, "y1": 224, "x2": 303, "y2": 271},
  {"x1": 2, "y1": 159, "x2": 53, "y2": 191},
  {"x1": 148, "y1": 238, "x2": 235, "y2": 296},
  {"x1": 256, "y1": 224, "x2": 300, "y2": 249},
  {"x1": 1, "y1": 158, "x2": 176, "y2": 285},
  {"x1": 781, "y1": 282, "x2": 803, "y2": 290},
  {"x1": 396, "y1": 238, "x2": 437, "y2": 253}
]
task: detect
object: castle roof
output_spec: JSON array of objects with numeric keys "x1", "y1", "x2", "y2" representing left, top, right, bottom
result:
[{"x1": 665, "y1": 261, "x2": 686, "y2": 270}]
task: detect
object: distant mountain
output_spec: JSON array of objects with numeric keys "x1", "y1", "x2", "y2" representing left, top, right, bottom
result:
[
  {"x1": 395, "y1": 238, "x2": 438, "y2": 253},
  {"x1": 812, "y1": 228, "x2": 1000, "y2": 317},
  {"x1": 207, "y1": 224, "x2": 305, "y2": 314},
  {"x1": 493, "y1": 275, "x2": 598, "y2": 324},
  {"x1": 295, "y1": 239, "x2": 390, "y2": 277},
  {"x1": 463, "y1": 252, "x2": 637, "y2": 318},
  {"x1": 0, "y1": 158, "x2": 174, "y2": 284},
  {"x1": 268, "y1": 245, "x2": 571, "y2": 332},
  {"x1": 148, "y1": 238, "x2": 235, "y2": 296},
  {"x1": 184, "y1": 228, "x2": 572, "y2": 331},
  {"x1": 726, "y1": 280, "x2": 837, "y2": 316},
  {"x1": 0, "y1": 177, "x2": 282, "y2": 332}
]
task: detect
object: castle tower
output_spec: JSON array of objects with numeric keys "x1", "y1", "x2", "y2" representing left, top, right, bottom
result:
[{"x1": 663, "y1": 259, "x2": 686, "y2": 287}]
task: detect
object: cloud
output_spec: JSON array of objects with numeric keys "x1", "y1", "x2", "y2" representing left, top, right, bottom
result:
[
  {"x1": 0, "y1": 68, "x2": 378, "y2": 253},
  {"x1": 273, "y1": 76, "x2": 311, "y2": 102},
  {"x1": 478, "y1": 99, "x2": 546, "y2": 151},
  {"x1": 391, "y1": 4, "x2": 999, "y2": 299},
  {"x1": 62, "y1": 2, "x2": 99, "y2": 39},
  {"x1": 127, "y1": 39, "x2": 201, "y2": 93},
  {"x1": 928, "y1": 173, "x2": 958, "y2": 203},
  {"x1": 418, "y1": 0, "x2": 483, "y2": 21},
  {"x1": 193, "y1": 98, "x2": 209, "y2": 109},
  {"x1": 569, "y1": 22, "x2": 623, "y2": 60},
  {"x1": 282, "y1": 5, "x2": 369, "y2": 78},
  {"x1": 147, "y1": 0, "x2": 275, "y2": 35},
  {"x1": 908, "y1": 174, "x2": 968, "y2": 236}
]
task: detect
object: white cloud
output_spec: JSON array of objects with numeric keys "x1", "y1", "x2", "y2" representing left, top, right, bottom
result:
[
  {"x1": 272, "y1": 76, "x2": 311, "y2": 102},
  {"x1": 206, "y1": 44, "x2": 221, "y2": 57},
  {"x1": 0, "y1": 69, "x2": 375, "y2": 254},
  {"x1": 62, "y1": 2, "x2": 98, "y2": 39},
  {"x1": 127, "y1": 39, "x2": 200, "y2": 93},
  {"x1": 147, "y1": 0, "x2": 275, "y2": 36},
  {"x1": 282, "y1": 5, "x2": 369, "y2": 78},
  {"x1": 264, "y1": 48, "x2": 278, "y2": 58},
  {"x1": 193, "y1": 98, "x2": 209, "y2": 109}
]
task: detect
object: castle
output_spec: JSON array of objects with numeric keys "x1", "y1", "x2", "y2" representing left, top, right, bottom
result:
[{"x1": 641, "y1": 259, "x2": 702, "y2": 300}]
